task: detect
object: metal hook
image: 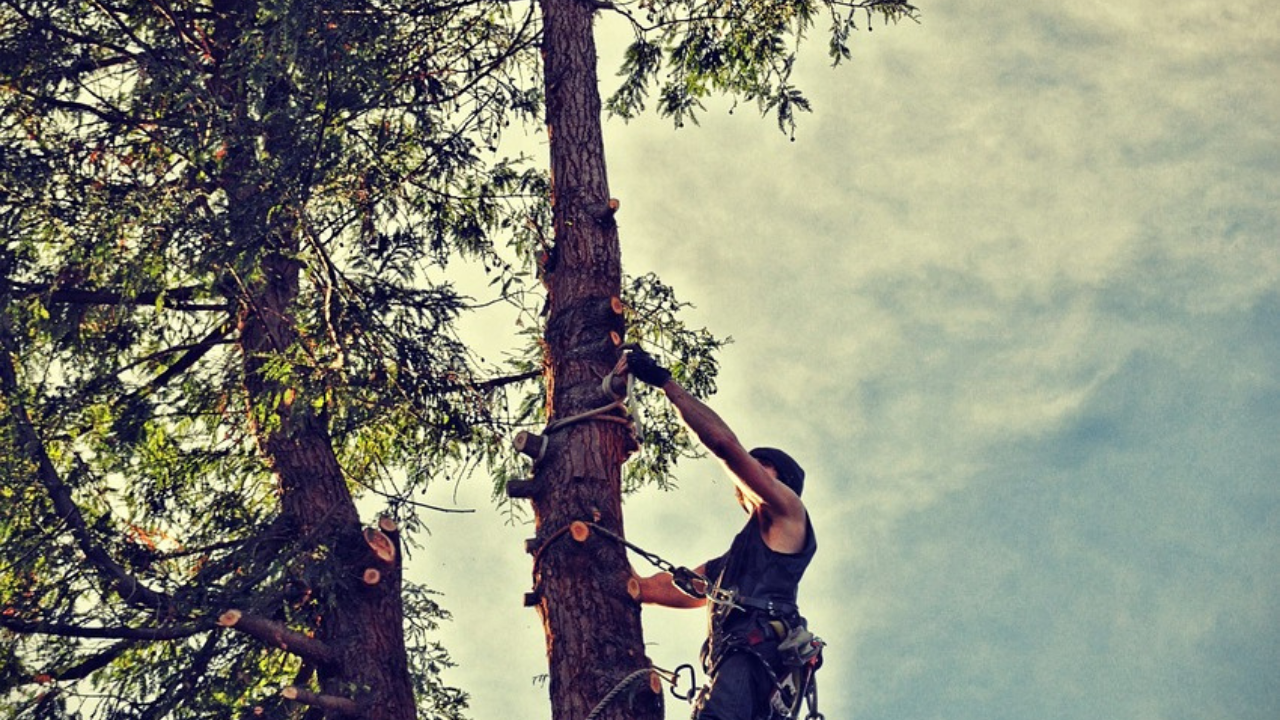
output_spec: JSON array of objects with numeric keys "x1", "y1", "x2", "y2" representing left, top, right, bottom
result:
[{"x1": 669, "y1": 663, "x2": 698, "y2": 703}]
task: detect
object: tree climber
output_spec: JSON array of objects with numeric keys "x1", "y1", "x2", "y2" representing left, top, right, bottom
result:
[{"x1": 624, "y1": 346, "x2": 822, "y2": 720}]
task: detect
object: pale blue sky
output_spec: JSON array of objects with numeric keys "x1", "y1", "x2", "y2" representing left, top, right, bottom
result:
[{"x1": 421, "y1": 2, "x2": 1280, "y2": 718}]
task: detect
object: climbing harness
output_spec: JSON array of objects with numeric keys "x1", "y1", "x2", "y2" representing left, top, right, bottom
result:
[
  {"x1": 696, "y1": 612, "x2": 826, "y2": 720},
  {"x1": 697, "y1": 530, "x2": 826, "y2": 720},
  {"x1": 773, "y1": 623, "x2": 827, "y2": 720}
]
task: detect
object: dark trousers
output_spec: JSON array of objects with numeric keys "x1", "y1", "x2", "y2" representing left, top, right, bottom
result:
[{"x1": 693, "y1": 651, "x2": 774, "y2": 720}]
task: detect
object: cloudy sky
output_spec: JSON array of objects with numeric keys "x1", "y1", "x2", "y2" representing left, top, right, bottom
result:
[{"x1": 418, "y1": 1, "x2": 1280, "y2": 718}]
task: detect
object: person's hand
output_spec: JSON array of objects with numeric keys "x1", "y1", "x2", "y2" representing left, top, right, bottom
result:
[{"x1": 623, "y1": 345, "x2": 671, "y2": 387}]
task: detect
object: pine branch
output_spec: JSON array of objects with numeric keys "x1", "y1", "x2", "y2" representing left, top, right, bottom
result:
[
  {"x1": 137, "y1": 632, "x2": 222, "y2": 720},
  {"x1": 217, "y1": 610, "x2": 336, "y2": 666},
  {"x1": 0, "y1": 617, "x2": 207, "y2": 641},
  {"x1": 49, "y1": 640, "x2": 135, "y2": 682},
  {"x1": 0, "y1": 332, "x2": 177, "y2": 613},
  {"x1": 123, "y1": 321, "x2": 234, "y2": 401},
  {"x1": 10, "y1": 281, "x2": 225, "y2": 311}
]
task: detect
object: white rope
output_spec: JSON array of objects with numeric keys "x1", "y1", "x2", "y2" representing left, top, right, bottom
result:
[{"x1": 543, "y1": 353, "x2": 640, "y2": 437}]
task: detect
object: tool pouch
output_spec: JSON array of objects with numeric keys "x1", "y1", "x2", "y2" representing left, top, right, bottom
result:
[{"x1": 777, "y1": 623, "x2": 825, "y2": 669}]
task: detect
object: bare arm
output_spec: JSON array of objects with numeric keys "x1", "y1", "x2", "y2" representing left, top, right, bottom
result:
[
  {"x1": 621, "y1": 346, "x2": 808, "y2": 553},
  {"x1": 634, "y1": 565, "x2": 708, "y2": 609},
  {"x1": 660, "y1": 379, "x2": 806, "y2": 524}
]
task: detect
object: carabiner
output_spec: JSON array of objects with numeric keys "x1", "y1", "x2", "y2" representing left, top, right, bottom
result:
[{"x1": 670, "y1": 663, "x2": 698, "y2": 703}]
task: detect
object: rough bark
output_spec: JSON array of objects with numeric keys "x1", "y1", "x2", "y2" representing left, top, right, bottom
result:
[{"x1": 533, "y1": 2, "x2": 663, "y2": 719}]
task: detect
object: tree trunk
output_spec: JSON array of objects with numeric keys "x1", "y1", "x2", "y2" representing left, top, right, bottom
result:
[
  {"x1": 213, "y1": 2, "x2": 417, "y2": 717},
  {"x1": 533, "y1": 2, "x2": 663, "y2": 719}
]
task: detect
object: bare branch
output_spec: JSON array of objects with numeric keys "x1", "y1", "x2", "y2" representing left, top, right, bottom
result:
[
  {"x1": 281, "y1": 686, "x2": 361, "y2": 716},
  {"x1": 123, "y1": 320, "x2": 234, "y2": 401},
  {"x1": 217, "y1": 609, "x2": 335, "y2": 666},
  {"x1": 469, "y1": 368, "x2": 542, "y2": 393},
  {"x1": 49, "y1": 640, "x2": 135, "y2": 682},
  {"x1": 9, "y1": 281, "x2": 225, "y2": 312},
  {"x1": 0, "y1": 616, "x2": 206, "y2": 641}
]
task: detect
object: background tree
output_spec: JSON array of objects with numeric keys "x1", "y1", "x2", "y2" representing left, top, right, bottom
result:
[
  {"x1": 0, "y1": 1, "x2": 548, "y2": 717},
  {"x1": 0, "y1": 0, "x2": 916, "y2": 718}
]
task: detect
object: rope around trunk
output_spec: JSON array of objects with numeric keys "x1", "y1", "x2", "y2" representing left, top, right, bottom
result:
[{"x1": 584, "y1": 668, "x2": 652, "y2": 720}]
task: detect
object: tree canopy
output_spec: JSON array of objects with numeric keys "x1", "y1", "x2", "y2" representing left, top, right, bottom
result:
[{"x1": 0, "y1": 0, "x2": 917, "y2": 717}]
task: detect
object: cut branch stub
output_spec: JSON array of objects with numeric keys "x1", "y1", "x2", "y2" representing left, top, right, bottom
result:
[
  {"x1": 626, "y1": 576, "x2": 641, "y2": 601},
  {"x1": 514, "y1": 431, "x2": 548, "y2": 462},
  {"x1": 363, "y1": 527, "x2": 396, "y2": 564},
  {"x1": 362, "y1": 568, "x2": 381, "y2": 585},
  {"x1": 587, "y1": 197, "x2": 620, "y2": 227},
  {"x1": 281, "y1": 686, "x2": 360, "y2": 716},
  {"x1": 506, "y1": 478, "x2": 541, "y2": 499},
  {"x1": 569, "y1": 521, "x2": 590, "y2": 543},
  {"x1": 218, "y1": 610, "x2": 335, "y2": 666}
]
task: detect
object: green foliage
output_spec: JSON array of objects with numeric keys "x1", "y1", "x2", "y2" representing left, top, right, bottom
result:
[
  {"x1": 0, "y1": 0, "x2": 548, "y2": 715},
  {"x1": 607, "y1": 0, "x2": 920, "y2": 135},
  {"x1": 621, "y1": 273, "x2": 729, "y2": 492}
]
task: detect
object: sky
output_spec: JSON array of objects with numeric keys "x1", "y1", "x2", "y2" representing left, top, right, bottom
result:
[{"x1": 416, "y1": 2, "x2": 1280, "y2": 719}]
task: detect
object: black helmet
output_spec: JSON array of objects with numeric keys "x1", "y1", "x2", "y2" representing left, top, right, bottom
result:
[{"x1": 749, "y1": 447, "x2": 805, "y2": 497}]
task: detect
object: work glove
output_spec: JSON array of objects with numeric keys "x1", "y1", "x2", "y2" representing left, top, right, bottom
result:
[{"x1": 623, "y1": 345, "x2": 671, "y2": 387}]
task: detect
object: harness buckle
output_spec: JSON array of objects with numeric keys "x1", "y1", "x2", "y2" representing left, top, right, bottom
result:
[{"x1": 671, "y1": 566, "x2": 706, "y2": 599}]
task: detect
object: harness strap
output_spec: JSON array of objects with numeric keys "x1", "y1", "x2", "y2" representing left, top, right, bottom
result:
[{"x1": 733, "y1": 594, "x2": 797, "y2": 617}]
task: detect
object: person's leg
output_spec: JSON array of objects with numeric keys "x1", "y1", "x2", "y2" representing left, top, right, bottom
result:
[{"x1": 694, "y1": 653, "x2": 769, "y2": 720}]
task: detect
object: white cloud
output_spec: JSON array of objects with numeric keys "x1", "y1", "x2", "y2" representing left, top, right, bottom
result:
[{"x1": 417, "y1": 1, "x2": 1280, "y2": 718}]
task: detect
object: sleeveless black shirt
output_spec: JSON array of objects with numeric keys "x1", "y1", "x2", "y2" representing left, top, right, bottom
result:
[{"x1": 705, "y1": 513, "x2": 817, "y2": 631}]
